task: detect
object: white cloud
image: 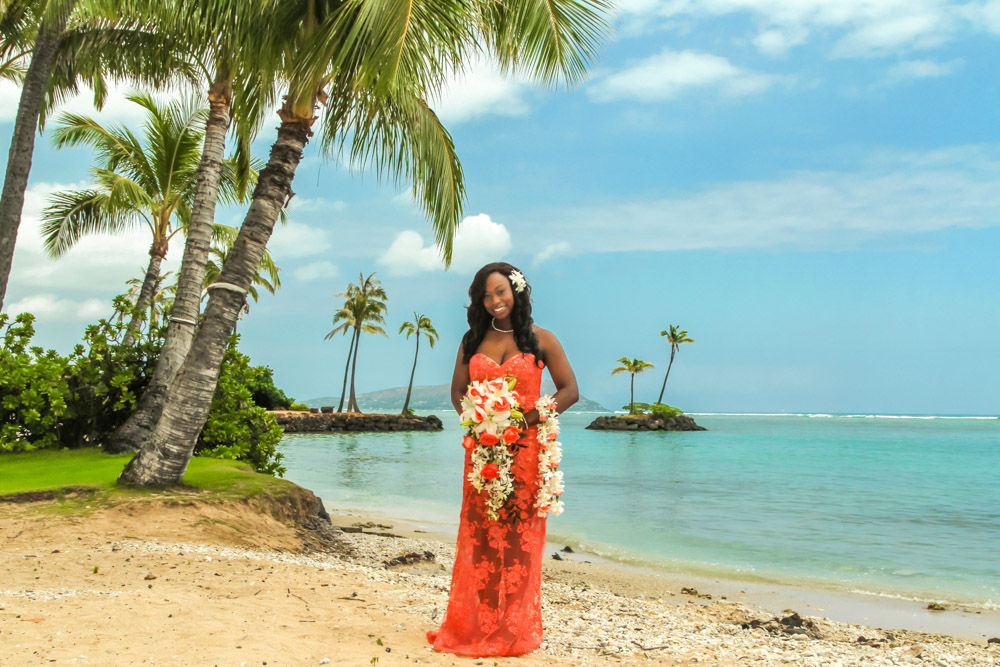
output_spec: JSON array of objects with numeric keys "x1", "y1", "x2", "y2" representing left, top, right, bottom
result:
[
  {"x1": 4, "y1": 294, "x2": 107, "y2": 321},
  {"x1": 378, "y1": 213, "x2": 513, "y2": 275},
  {"x1": 754, "y1": 27, "x2": 809, "y2": 56},
  {"x1": 618, "y1": 0, "x2": 974, "y2": 57},
  {"x1": 266, "y1": 221, "x2": 333, "y2": 259},
  {"x1": 430, "y1": 59, "x2": 532, "y2": 124},
  {"x1": 293, "y1": 261, "x2": 339, "y2": 282},
  {"x1": 528, "y1": 146, "x2": 1000, "y2": 253},
  {"x1": 886, "y1": 58, "x2": 962, "y2": 80},
  {"x1": 6, "y1": 182, "x2": 180, "y2": 296},
  {"x1": 533, "y1": 242, "x2": 573, "y2": 265},
  {"x1": 587, "y1": 49, "x2": 779, "y2": 102},
  {"x1": 288, "y1": 196, "x2": 346, "y2": 214},
  {"x1": 0, "y1": 80, "x2": 22, "y2": 122}
]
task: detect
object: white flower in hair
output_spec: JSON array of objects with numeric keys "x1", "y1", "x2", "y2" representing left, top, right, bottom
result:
[{"x1": 509, "y1": 270, "x2": 527, "y2": 294}]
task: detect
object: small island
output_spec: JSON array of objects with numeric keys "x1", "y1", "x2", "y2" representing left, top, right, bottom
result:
[
  {"x1": 271, "y1": 410, "x2": 443, "y2": 433},
  {"x1": 587, "y1": 413, "x2": 706, "y2": 432}
]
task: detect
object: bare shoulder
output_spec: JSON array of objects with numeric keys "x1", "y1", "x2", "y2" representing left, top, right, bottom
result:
[{"x1": 532, "y1": 325, "x2": 562, "y2": 350}]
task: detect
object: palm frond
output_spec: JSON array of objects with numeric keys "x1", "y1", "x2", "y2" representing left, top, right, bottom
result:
[
  {"x1": 479, "y1": 0, "x2": 614, "y2": 87},
  {"x1": 40, "y1": 189, "x2": 138, "y2": 257},
  {"x1": 323, "y1": 81, "x2": 465, "y2": 265}
]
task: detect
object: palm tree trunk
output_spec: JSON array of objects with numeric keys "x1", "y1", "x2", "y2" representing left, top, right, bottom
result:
[
  {"x1": 118, "y1": 107, "x2": 313, "y2": 487},
  {"x1": 348, "y1": 328, "x2": 362, "y2": 413},
  {"x1": 0, "y1": 10, "x2": 71, "y2": 310},
  {"x1": 337, "y1": 329, "x2": 356, "y2": 412},
  {"x1": 402, "y1": 333, "x2": 419, "y2": 414},
  {"x1": 629, "y1": 374, "x2": 635, "y2": 415},
  {"x1": 657, "y1": 349, "x2": 677, "y2": 405},
  {"x1": 107, "y1": 76, "x2": 233, "y2": 453},
  {"x1": 122, "y1": 247, "x2": 165, "y2": 347}
]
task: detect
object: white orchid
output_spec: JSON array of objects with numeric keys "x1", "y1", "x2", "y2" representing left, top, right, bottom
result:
[{"x1": 509, "y1": 270, "x2": 527, "y2": 294}]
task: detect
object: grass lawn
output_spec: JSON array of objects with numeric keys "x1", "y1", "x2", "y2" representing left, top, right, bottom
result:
[{"x1": 0, "y1": 448, "x2": 294, "y2": 501}]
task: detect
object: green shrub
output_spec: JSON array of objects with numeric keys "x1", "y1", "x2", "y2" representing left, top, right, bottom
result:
[
  {"x1": 288, "y1": 403, "x2": 310, "y2": 411},
  {"x1": 622, "y1": 402, "x2": 652, "y2": 415},
  {"x1": 243, "y1": 365, "x2": 292, "y2": 410},
  {"x1": 651, "y1": 402, "x2": 683, "y2": 418},
  {"x1": 195, "y1": 336, "x2": 286, "y2": 476},
  {"x1": 0, "y1": 314, "x2": 72, "y2": 452}
]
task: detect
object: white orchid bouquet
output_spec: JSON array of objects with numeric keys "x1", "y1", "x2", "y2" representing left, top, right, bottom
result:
[
  {"x1": 460, "y1": 377, "x2": 525, "y2": 520},
  {"x1": 534, "y1": 396, "x2": 564, "y2": 517}
]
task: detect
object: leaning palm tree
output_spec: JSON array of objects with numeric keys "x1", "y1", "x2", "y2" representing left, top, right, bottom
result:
[
  {"x1": 656, "y1": 325, "x2": 695, "y2": 404},
  {"x1": 119, "y1": 0, "x2": 614, "y2": 488},
  {"x1": 106, "y1": 0, "x2": 282, "y2": 454},
  {"x1": 39, "y1": 92, "x2": 248, "y2": 346},
  {"x1": 612, "y1": 357, "x2": 655, "y2": 416},
  {"x1": 0, "y1": 0, "x2": 195, "y2": 310},
  {"x1": 398, "y1": 312, "x2": 438, "y2": 415}
]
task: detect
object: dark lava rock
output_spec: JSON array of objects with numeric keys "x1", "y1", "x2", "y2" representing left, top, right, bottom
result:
[
  {"x1": 927, "y1": 602, "x2": 948, "y2": 611},
  {"x1": 272, "y1": 411, "x2": 444, "y2": 433},
  {"x1": 742, "y1": 611, "x2": 823, "y2": 640},
  {"x1": 551, "y1": 552, "x2": 564, "y2": 561},
  {"x1": 385, "y1": 551, "x2": 436, "y2": 568},
  {"x1": 561, "y1": 546, "x2": 574, "y2": 553},
  {"x1": 986, "y1": 637, "x2": 999, "y2": 645},
  {"x1": 586, "y1": 415, "x2": 706, "y2": 432}
]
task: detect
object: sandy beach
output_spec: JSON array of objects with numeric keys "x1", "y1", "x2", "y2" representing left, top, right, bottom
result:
[{"x1": 2, "y1": 490, "x2": 999, "y2": 666}]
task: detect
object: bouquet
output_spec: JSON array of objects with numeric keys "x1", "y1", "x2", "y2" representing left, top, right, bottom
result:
[
  {"x1": 460, "y1": 377, "x2": 524, "y2": 520},
  {"x1": 460, "y1": 378, "x2": 565, "y2": 520}
]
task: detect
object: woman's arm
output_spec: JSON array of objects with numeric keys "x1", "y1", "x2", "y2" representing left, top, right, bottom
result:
[
  {"x1": 450, "y1": 342, "x2": 471, "y2": 415},
  {"x1": 522, "y1": 328, "x2": 578, "y2": 426}
]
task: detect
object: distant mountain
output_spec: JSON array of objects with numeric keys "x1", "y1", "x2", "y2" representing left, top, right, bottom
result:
[{"x1": 304, "y1": 381, "x2": 609, "y2": 413}]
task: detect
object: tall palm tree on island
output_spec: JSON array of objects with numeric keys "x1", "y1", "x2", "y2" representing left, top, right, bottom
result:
[
  {"x1": 325, "y1": 298, "x2": 358, "y2": 413},
  {"x1": 119, "y1": 0, "x2": 614, "y2": 488},
  {"x1": 40, "y1": 92, "x2": 250, "y2": 346},
  {"x1": 328, "y1": 273, "x2": 388, "y2": 414},
  {"x1": 612, "y1": 357, "x2": 655, "y2": 416},
  {"x1": 656, "y1": 325, "x2": 695, "y2": 405},
  {"x1": 399, "y1": 312, "x2": 438, "y2": 415}
]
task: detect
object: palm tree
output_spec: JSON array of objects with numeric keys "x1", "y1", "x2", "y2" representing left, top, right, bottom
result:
[
  {"x1": 398, "y1": 312, "x2": 438, "y2": 415},
  {"x1": 119, "y1": 0, "x2": 614, "y2": 487},
  {"x1": 107, "y1": 0, "x2": 281, "y2": 453},
  {"x1": 612, "y1": 357, "x2": 655, "y2": 416},
  {"x1": 0, "y1": 0, "x2": 194, "y2": 310},
  {"x1": 656, "y1": 325, "x2": 695, "y2": 404},
  {"x1": 344, "y1": 272, "x2": 388, "y2": 414},
  {"x1": 39, "y1": 92, "x2": 248, "y2": 346},
  {"x1": 324, "y1": 299, "x2": 358, "y2": 413}
]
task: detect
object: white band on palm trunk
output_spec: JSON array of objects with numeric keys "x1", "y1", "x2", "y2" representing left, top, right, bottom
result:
[{"x1": 205, "y1": 282, "x2": 247, "y2": 295}]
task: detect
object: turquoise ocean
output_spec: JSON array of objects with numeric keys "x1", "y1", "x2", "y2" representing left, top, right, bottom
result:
[{"x1": 280, "y1": 412, "x2": 1000, "y2": 611}]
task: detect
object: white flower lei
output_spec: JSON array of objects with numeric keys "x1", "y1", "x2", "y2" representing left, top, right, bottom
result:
[
  {"x1": 534, "y1": 395, "x2": 564, "y2": 517},
  {"x1": 509, "y1": 270, "x2": 527, "y2": 294}
]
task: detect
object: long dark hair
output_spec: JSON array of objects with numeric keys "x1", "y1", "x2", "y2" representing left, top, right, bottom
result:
[{"x1": 461, "y1": 262, "x2": 545, "y2": 367}]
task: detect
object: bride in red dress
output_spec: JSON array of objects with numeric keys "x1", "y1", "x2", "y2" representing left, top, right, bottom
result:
[{"x1": 427, "y1": 262, "x2": 579, "y2": 657}]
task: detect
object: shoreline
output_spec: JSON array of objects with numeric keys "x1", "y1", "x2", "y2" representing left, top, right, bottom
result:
[
  {"x1": 322, "y1": 508, "x2": 1000, "y2": 643},
  {"x1": 3, "y1": 491, "x2": 999, "y2": 665}
]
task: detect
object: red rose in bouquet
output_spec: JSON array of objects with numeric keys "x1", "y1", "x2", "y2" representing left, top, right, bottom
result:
[
  {"x1": 480, "y1": 463, "x2": 501, "y2": 479},
  {"x1": 502, "y1": 426, "x2": 521, "y2": 444},
  {"x1": 479, "y1": 431, "x2": 500, "y2": 446}
]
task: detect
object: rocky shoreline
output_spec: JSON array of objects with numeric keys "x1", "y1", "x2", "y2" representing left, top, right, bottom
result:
[
  {"x1": 586, "y1": 414, "x2": 707, "y2": 431},
  {"x1": 270, "y1": 410, "x2": 443, "y2": 433}
]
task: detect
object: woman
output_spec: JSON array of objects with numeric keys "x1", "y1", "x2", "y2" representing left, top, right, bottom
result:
[{"x1": 427, "y1": 262, "x2": 579, "y2": 656}]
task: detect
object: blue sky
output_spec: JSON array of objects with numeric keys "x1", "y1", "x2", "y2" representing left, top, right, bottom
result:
[{"x1": 3, "y1": 0, "x2": 999, "y2": 415}]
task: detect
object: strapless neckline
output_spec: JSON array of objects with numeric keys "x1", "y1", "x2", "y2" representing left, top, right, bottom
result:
[{"x1": 472, "y1": 351, "x2": 536, "y2": 368}]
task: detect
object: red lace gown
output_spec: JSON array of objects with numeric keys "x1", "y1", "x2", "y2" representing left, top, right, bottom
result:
[{"x1": 427, "y1": 352, "x2": 547, "y2": 656}]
